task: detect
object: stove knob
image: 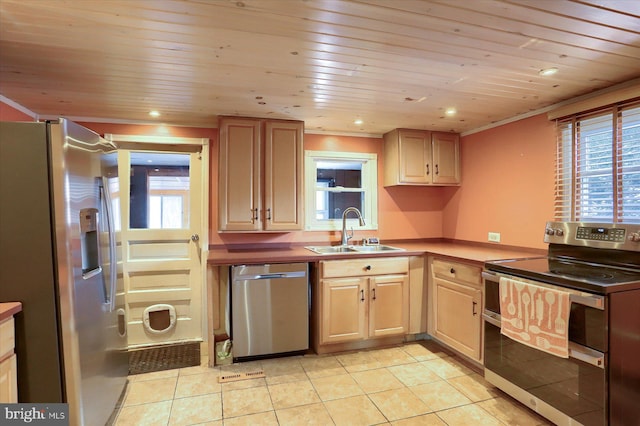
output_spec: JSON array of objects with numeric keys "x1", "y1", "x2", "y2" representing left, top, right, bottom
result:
[
  {"x1": 554, "y1": 229, "x2": 564, "y2": 237},
  {"x1": 629, "y1": 232, "x2": 640, "y2": 242},
  {"x1": 545, "y1": 228, "x2": 555, "y2": 236}
]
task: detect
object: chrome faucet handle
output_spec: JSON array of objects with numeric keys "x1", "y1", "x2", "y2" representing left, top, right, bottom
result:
[{"x1": 347, "y1": 227, "x2": 354, "y2": 243}]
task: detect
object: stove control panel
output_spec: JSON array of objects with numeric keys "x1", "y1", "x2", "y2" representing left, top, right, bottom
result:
[
  {"x1": 576, "y1": 226, "x2": 626, "y2": 242},
  {"x1": 544, "y1": 221, "x2": 640, "y2": 251}
]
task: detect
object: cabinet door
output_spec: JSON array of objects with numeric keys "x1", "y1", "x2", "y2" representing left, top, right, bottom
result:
[
  {"x1": 264, "y1": 121, "x2": 303, "y2": 231},
  {"x1": 218, "y1": 118, "x2": 261, "y2": 231},
  {"x1": 0, "y1": 354, "x2": 17, "y2": 403},
  {"x1": 431, "y1": 132, "x2": 460, "y2": 184},
  {"x1": 369, "y1": 274, "x2": 409, "y2": 337},
  {"x1": 433, "y1": 277, "x2": 481, "y2": 360},
  {"x1": 399, "y1": 130, "x2": 431, "y2": 184},
  {"x1": 321, "y1": 278, "x2": 367, "y2": 344}
]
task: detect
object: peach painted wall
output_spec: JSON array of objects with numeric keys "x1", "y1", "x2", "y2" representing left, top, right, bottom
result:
[
  {"x1": 442, "y1": 113, "x2": 556, "y2": 249},
  {"x1": 0, "y1": 101, "x2": 35, "y2": 121}
]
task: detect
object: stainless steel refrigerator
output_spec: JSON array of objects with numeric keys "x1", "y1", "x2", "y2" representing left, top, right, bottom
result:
[{"x1": 0, "y1": 119, "x2": 128, "y2": 425}]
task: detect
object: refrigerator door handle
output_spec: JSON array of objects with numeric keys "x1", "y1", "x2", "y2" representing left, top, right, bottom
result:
[{"x1": 101, "y1": 177, "x2": 117, "y2": 312}]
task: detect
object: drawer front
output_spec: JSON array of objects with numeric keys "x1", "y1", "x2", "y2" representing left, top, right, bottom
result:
[
  {"x1": 0, "y1": 318, "x2": 15, "y2": 360},
  {"x1": 432, "y1": 258, "x2": 481, "y2": 287},
  {"x1": 321, "y1": 257, "x2": 409, "y2": 278}
]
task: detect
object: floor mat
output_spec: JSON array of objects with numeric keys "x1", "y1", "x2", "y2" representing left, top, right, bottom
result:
[{"x1": 128, "y1": 342, "x2": 201, "y2": 375}]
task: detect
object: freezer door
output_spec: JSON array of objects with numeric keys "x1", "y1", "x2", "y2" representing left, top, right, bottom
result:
[
  {"x1": 50, "y1": 119, "x2": 128, "y2": 425},
  {"x1": 232, "y1": 264, "x2": 309, "y2": 358}
]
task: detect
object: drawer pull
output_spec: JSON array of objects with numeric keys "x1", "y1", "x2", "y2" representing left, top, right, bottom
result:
[
  {"x1": 365, "y1": 265, "x2": 372, "y2": 271},
  {"x1": 473, "y1": 301, "x2": 478, "y2": 316},
  {"x1": 372, "y1": 288, "x2": 376, "y2": 300},
  {"x1": 450, "y1": 268, "x2": 455, "y2": 274},
  {"x1": 360, "y1": 289, "x2": 364, "y2": 302}
]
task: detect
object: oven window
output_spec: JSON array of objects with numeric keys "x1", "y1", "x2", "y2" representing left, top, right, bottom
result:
[
  {"x1": 485, "y1": 322, "x2": 605, "y2": 426},
  {"x1": 484, "y1": 278, "x2": 606, "y2": 352}
]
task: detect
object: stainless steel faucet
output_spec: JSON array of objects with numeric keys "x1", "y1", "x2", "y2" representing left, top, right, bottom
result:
[{"x1": 341, "y1": 207, "x2": 365, "y2": 246}]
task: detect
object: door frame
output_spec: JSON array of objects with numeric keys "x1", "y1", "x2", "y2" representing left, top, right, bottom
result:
[{"x1": 104, "y1": 133, "x2": 210, "y2": 346}]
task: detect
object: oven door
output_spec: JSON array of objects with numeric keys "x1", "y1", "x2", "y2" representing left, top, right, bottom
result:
[{"x1": 483, "y1": 272, "x2": 607, "y2": 426}]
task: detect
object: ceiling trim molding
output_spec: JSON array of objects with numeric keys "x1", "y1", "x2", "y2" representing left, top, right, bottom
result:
[
  {"x1": 38, "y1": 114, "x2": 218, "y2": 129},
  {"x1": 461, "y1": 77, "x2": 640, "y2": 137},
  {"x1": 460, "y1": 106, "x2": 557, "y2": 137},
  {"x1": 0, "y1": 95, "x2": 38, "y2": 119},
  {"x1": 104, "y1": 133, "x2": 209, "y2": 147},
  {"x1": 547, "y1": 78, "x2": 640, "y2": 120},
  {"x1": 304, "y1": 129, "x2": 382, "y2": 138}
]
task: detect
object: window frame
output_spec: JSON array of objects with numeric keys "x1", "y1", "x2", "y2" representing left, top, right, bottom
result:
[
  {"x1": 555, "y1": 99, "x2": 640, "y2": 224},
  {"x1": 304, "y1": 150, "x2": 378, "y2": 231}
]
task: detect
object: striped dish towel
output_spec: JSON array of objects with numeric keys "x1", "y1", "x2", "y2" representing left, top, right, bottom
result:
[{"x1": 499, "y1": 277, "x2": 570, "y2": 358}]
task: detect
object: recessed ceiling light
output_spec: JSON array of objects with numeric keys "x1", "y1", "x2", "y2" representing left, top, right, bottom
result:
[
  {"x1": 354, "y1": 119, "x2": 363, "y2": 125},
  {"x1": 539, "y1": 67, "x2": 558, "y2": 76},
  {"x1": 445, "y1": 108, "x2": 457, "y2": 116},
  {"x1": 149, "y1": 110, "x2": 161, "y2": 117}
]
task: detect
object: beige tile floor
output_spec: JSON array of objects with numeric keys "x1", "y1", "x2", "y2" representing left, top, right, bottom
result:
[{"x1": 114, "y1": 341, "x2": 553, "y2": 426}]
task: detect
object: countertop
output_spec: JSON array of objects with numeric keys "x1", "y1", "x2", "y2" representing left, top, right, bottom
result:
[
  {"x1": 207, "y1": 240, "x2": 545, "y2": 266},
  {"x1": 0, "y1": 302, "x2": 22, "y2": 322}
]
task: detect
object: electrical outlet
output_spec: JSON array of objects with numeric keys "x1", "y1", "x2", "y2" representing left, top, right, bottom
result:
[{"x1": 488, "y1": 232, "x2": 501, "y2": 243}]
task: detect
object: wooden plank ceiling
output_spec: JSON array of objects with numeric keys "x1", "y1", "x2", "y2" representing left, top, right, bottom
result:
[{"x1": 1, "y1": 0, "x2": 639, "y2": 134}]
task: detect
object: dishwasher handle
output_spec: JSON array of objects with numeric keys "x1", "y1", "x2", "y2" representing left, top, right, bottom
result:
[{"x1": 234, "y1": 271, "x2": 307, "y2": 281}]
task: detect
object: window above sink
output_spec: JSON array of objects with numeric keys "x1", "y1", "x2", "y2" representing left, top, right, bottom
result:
[{"x1": 304, "y1": 150, "x2": 378, "y2": 231}]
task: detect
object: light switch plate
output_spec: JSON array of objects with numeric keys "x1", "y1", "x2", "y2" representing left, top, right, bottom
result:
[{"x1": 488, "y1": 232, "x2": 501, "y2": 243}]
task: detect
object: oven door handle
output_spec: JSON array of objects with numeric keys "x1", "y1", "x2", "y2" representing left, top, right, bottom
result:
[
  {"x1": 483, "y1": 311, "x2": 605, "y2": 369},
  {"x1": 570, "y1": 294, "x2": 605, "y2": 310},
  {"x1": 483, "y1": 271, "x2": 605, "y2": 310},
  {"x1": 482, "y1": 311, "x2": 501, "y2": 328},
  {"x1": 569, "y1": 343, "x2": 605, "y2": 369},
  {"x1": 482, "y1": 271, "x2": 500, "y2": 283}
]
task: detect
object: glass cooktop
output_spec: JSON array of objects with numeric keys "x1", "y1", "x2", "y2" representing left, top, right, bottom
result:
[{"x1": 486, "y1": 256, "x2": 640, "y2": 294}]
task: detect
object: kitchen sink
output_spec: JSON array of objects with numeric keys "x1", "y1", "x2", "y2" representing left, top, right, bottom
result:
[
  {"x1": 305, "y1": 246, "x2": 359, "y2": 254},
  {"x1": 351, "y1": 245, "x2": 405, "y2": 252},
  {"x1": 305, "y1": 245, "x2": 405, "y2": 254}
]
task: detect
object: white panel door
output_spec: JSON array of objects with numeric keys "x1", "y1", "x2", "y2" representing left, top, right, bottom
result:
[{"x1": 118, "y1": 148, "x2": 205, "y2": 348}]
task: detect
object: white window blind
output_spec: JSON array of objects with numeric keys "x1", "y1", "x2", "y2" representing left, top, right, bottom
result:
[
  {"x1": 555, "y1": 100, "x2": 640, "y2": 224},
  {"x1": 620, "y1": 106, "x2": 640, "y2": 222}
]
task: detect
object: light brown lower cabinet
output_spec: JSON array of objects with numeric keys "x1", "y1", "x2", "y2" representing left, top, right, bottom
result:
[
  {"x1": 0, "y1": 316, "x2": 18, "y2": 403},
  {"x1": 429, "y1": 257, "x2": 483, "y2": 363},
  {"x1": 321, "y1": 277, "x2": 367, "y2": 343},
  {"x1": 317, "y1": 257, "x2": 410, "y2": 348}
]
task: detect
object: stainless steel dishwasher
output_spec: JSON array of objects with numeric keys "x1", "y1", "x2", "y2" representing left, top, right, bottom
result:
[{"x1": 231, "y1": 263, "x2": 309, "y2": 360}]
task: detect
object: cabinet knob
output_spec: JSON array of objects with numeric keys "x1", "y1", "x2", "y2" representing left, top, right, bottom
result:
[
  {"x1": 450, "y1": 268, "x2": 455, "y2": 274},
  {"x1": 365, "y1": 265, "x2": 372, "y2": 271}
]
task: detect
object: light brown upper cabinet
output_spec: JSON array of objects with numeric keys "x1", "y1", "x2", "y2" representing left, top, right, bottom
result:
[
  {"x1": 383, "y1": 129, "x2": 460, "y2": 186},
  {"x1": 218, "y1": 117, "x2": 304, "y2": 231}
]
